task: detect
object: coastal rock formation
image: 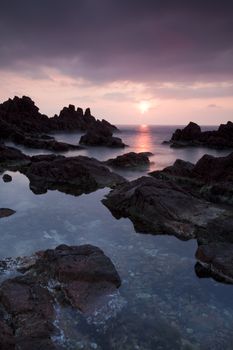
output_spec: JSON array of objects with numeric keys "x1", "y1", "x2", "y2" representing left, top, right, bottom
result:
[
  {"x1": 79, "y1": 120, "x2": 125, "y2": 148},
  {"x1": 0, "y1": 96, "x2": 124, "y2": 152},
  {"x1": 166, "y1": 121, "x2": 233, "y2": 149},
  {"x1": 0, "y1": 244, "x2": 121, "y2": 349},
  {"x1": 20, "y1": 155, "x2": 126, "y2": 195},
  {"x1": 102, "y1": 176, "x2": 223, "y2": 240},
  {"x1": 150, "y1": 152, "x2": 233, "y2": 204},
  {"x1": 105, "y1": 152, "x2": 151, "y2": 168}
]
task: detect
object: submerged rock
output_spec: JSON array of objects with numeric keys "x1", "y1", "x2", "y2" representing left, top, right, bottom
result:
[
  {"x1": 166, "y1": 121, "x2": 233, "y2": 149},
  {"x1": 0, "y1": 245, "x2": 121, "y2": 349},
  {"x1": 21, "y1": 155, "x2": 126, "y2": 195},
  {"x1": 0, "y1": 208, "x2": 16, "y2": 218},
  {"x1": 105, "y1": 152, "x2": 151, "y2": 168}
]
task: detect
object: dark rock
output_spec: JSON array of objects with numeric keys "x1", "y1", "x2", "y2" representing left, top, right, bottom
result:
[
  {"x1": 102, "y1": 176, "x2": 223, "y2": 240},
  {"x1": 21, "y1": 155, "x2": 126, "y2": 195},
  {"x1": 0, "y1": 208, "x2": 16, "y2": 218},
  {"x1": 196, "y1": 243, "x2": 233, "y2": 283},
  {"x1": 167, "y1": 121, "x2": 233, "y2": 149},
  {"x1": 0, "y1": 144, "x2": 30, "y2": 169},
  {"x1": 80, "y1": 121, "x2": 125, "y2": 148},
  {"x1": 105, "y1": 152, "x2": 150, "y2": 168},
  {"x1": 0, "y1": 245, "x2": 121, "y2": 348},
  {"x1": 2, "y1": 174, "x2": 12, "y2": 182},
  {"x1": 150, "y1": 152, "x2": 233, "y2": 204}
]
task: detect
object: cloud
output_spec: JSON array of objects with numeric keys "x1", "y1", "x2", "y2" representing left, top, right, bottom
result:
[{"x1": 0, "y1": 0, "x2": 233, "y2": 85}]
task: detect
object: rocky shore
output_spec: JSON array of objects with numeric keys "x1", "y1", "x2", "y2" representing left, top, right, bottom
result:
[
  {"x1": 103, "y1": 152, "x2": 233, "y2": 283},
  {"x1": 0, "y1": 244, "x2": 121, "y2": 349},
  {"x1": 0, "y1": 96, "x2": 125, "y2": 150},
  {"x1": 165, "y1": 121, "x2": 233, "y2": 149}
]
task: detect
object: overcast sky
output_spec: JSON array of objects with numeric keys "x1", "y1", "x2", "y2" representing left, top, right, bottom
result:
[{"x1": 0, "y1": 0, "x2": 233, "y2": 124}]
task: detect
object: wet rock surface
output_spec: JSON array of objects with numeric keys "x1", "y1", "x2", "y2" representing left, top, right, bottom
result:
[
  {"x1": 105, "y1": 152, "x2": 151, "y2": 168},
  {"x1": 20, "y1": 155, "x2": 126, "y2": 195},
  {"x1": 102, "y1": 176, "x2": 224, "y2": 240},
  {"x1": 0, "y1": 144, "x2": 30, "y2": 170},
  {"x1": 0, "y1": 245, "x2": 121, "y2": 349},
  {"x1": 167, "y1": 121, "x2": 233, "y2": 149}
]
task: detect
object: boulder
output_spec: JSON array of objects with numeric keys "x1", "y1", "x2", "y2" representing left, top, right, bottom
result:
[
  {"x1": 2, "y1": 174, "x2": 12, "y2": 182},
  {"x1": 105, "y1": 152, "x2": 151, "y2": 168},
  {"x1": 0, "y1": 245, "x2": 121, "y2": 348}
]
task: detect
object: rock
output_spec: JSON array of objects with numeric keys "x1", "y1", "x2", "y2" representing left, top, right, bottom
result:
[
  {"x1": 0, "y1": 96, "x2": 124, "y2": 151},
  {"x1": 105, "y1": 152, "x2": 150, "y2": 168},
  {"x1": 2, "y1": 174, "x2": 12, "y2": 182},
  {"x1": 0, "y1": 144, "x2": 30, "y2": 169},
  {"x1": 0, "y1": 245, "x2": 121, "y2": 348},
  {"x1": 0, "y1": 208, "x2": 16, "y2": 218},
  {"x1": 195, "y1": 243, "x2": 233, "y2": 283},
  {"x1": 167, "y1": 121, "x2": 233, "y2": 149},
  {"x1": 150, "y1": 152, "x2": 233, "y2": 204},
  {"x1": 21, "y1": 155, "x2": 126, "y2": 195},
  {"x1": 102, "y1": 176, "x2": 223, "y2": 240},
  {"x1": 79, "y1": 121, "x2": 126, "y2": 148}
]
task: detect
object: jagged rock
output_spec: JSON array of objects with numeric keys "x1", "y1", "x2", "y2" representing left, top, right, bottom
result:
[
  {"x1": 0, "y1": 208, "x2": 16, "y2": 218},
  {"x1": 102, "y1": 176, "x2": 223, "y2": 240},
  {"x1": 105, "y1": 152, "x2": 151, "y2": 168},
  {"x1": 20, "y1": 155, "x2": 126, "y2": 195},
  {"x1": 0, "y1": 245, "x2": 121, "y2": 348},
  {"x1": 2, "y1": 174, "x2": 12, "y2": 182},
  {"x1": 166, "y1": 121, "x2": 233, "y2": 149}
]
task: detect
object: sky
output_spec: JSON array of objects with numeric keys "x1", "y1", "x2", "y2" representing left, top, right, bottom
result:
[{"x1": 0, "y1": 0, "x2": 233, "y2": 125}]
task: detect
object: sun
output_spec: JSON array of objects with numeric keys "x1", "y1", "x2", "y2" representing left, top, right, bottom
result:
[{"x1": 138, "y1": 100, "x2": 151, "y2": 114}]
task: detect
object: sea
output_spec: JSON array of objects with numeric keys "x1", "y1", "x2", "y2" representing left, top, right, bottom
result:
[{"x1": 0, "y1": 125, "x2": 232, "y2": 350}]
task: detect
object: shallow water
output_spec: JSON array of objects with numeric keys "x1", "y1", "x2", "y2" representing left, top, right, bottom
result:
[{"x1": 1, "y1": 125, "x2": 233, "y2": 349}]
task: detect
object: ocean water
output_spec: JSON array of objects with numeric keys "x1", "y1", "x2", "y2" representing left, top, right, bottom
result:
[{"x1": 1, "y1": 125, "x2": 233, "y2": 350}]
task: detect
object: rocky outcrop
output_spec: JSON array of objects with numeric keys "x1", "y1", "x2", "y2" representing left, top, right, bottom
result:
[
  {"x1": 0, "y1": 208, "x2": 16, "y2": 218},
  {"x1": 150, "y1": 152, "x2": 233, "y2": 204},
  {"x1": 166, "y1": 121, "x2": 233, "y2": 149},
  {"x1": 102, "y1": 176, "x2": 224, "y2": 240},
  {"x1": 20, "y1": 155, "x2": 126, "y2": 195},
  {"x1": 105, "y1": 152, "x2": 151, "y2": 168},
  {"x1": 0, "y1": 244, "x2": 121, "y2": 349},
  {"x1": 0, "y1": 96, "x2": 123, "y2": 152},
  {"x1": 103, "y1": 152, "x2": 233, "y2": 284},
  {"x1": 79, "y1": 121, "x2": 125, "y2": 148}
]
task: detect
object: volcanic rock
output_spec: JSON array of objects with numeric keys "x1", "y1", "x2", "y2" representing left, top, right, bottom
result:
[{"x1": 105, "y1": 152, "x2": 151, "y2": 168}]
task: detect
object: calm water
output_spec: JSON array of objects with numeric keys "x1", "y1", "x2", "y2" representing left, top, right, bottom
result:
[{"x1": 1, "y1": 126, "x2": 233, "y2": 350}]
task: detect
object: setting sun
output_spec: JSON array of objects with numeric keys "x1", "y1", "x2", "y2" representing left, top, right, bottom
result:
[{"x1": 138, "y1": 100, "x2": 151, "y2": 114}]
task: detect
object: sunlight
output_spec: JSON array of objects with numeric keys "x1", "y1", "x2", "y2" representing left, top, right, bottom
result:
[{"x1": 138, "y1": 100, "x2": 151, "y2": 114}]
